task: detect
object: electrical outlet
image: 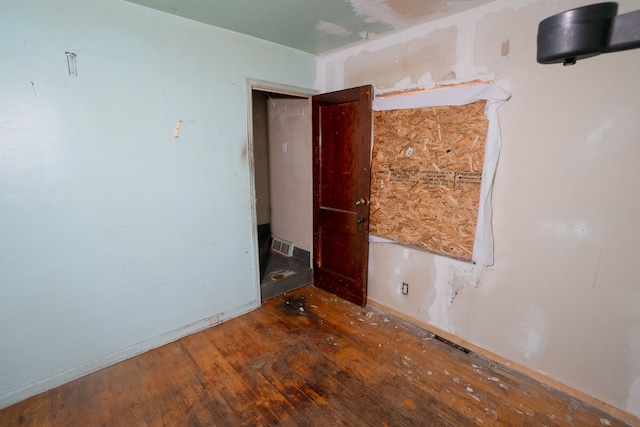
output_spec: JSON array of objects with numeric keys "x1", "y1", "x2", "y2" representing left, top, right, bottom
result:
[
  {"x1": 402, "y1": 282, "x2": 409, "y2": 295},
  {"x1": 209, "y1": 315, "x2": 220, "y2": 325}
]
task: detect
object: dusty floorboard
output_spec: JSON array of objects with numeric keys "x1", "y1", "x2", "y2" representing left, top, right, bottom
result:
[{"x1": 0, "y1": 285, "x2": 630, "y2": 426}]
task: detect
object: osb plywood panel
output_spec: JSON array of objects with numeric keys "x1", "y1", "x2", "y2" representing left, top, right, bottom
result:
[{"x1": 370, "y1": 101, "x2": 488, "y2": 260}]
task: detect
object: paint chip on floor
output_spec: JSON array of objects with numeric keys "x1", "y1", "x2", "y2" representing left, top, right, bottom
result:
[{"x1": 484, "y1": 408, "x2": 498, "y2": 420}]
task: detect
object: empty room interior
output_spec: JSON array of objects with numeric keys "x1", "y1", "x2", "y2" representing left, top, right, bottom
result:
[{"x1": 1, "y1": 0, "x2": 639, "y2": 425}]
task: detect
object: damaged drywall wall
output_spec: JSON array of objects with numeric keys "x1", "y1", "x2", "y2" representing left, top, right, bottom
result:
[
  {"x1": 428, "y1": 255, "x2": 481, "y2": 332},
  {"x1": 368, "y1": 242, "x2": 481, "y2": 333},
  {"x1": 347, "y1": 0, "x2": 498, "y2": 37},
  {"x1": 344, "y1": 27, "x2": 457, "y2": 90},
  {"x1": 319, "y1": 0, "x2": 640, "y2": 420},
  {"x1": 317, "y1": 0, "x2": 539, "y2": 92}
]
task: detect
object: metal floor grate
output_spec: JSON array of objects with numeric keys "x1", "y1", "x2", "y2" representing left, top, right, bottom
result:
[{"x1": 271, "y1": 236, "x2": 294, "y2": 257}]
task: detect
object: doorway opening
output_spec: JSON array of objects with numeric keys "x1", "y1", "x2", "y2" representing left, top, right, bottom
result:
[{"x1": 249, "y1": 81, "x2": 315, "y2": 302}]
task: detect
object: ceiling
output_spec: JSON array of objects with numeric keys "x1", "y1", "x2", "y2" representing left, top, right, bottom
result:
[{"x1": 125, "y1": 0, "x2": 495, "y2": 55}]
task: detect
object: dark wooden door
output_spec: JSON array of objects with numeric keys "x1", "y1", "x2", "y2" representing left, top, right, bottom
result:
[{"x1": 312, "y1": 85, "x2": 372, "y2": 307}]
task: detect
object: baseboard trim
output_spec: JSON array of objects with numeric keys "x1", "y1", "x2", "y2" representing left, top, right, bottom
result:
[
  {"x1": 0, "y1": 299, "x2": 260, "y2": 410},
  {"x1": 293, "y1": 246, "x2": 310, "y2": 264},
  {"x1": 367, "y1": 299, "x2": 639, "y2": 427},
  {"x1": 257, "y1": 223, "x2": 271, "y2": 235}
]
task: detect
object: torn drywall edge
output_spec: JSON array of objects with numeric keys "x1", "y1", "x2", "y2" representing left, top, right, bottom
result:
[
  {"x1": 372, "y1": 83, "x2": 511, "y2": 266},
  {"x1": 315, "y1": 0, "x2": 540, "y2": 92}
]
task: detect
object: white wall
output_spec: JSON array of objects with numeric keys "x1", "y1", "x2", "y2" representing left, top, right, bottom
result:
[
  {"x1": 0, "y1": 0, "x2": 315, "y2": 407},
  {"x1": 318, "y1": 0, "x2": 640, "y2": 418},
  {"x1": 268, "y1": 97, "x2": 313, "y2": 253}
]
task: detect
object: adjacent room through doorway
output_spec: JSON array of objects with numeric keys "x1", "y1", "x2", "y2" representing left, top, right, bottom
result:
[{"x1": 251, "y1": 88, "x2": 313, "y2": 301}]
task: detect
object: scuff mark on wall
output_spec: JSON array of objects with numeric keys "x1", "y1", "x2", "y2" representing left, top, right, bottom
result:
[
  {"x1": 625, "y1": 376, "x2": 640, "y2": 415},
  {"x1": 515, "y1": 306, "x2": 548, "y2": 360},
  {"x1": 592, "y1": 247, "x2": 603, "y2": 289},
  {"x1": 587, "y1": 119, "x2": 615, "y2": 145},
  {"x1": 627, "y1": 294, "x2": 640, "y2": 416},
  {"x1": 537, "y1": 218, "x2": 589, "y2": 240},
  {"x1": 428, "y1": 255, "x2": 481, "y2": 331}
]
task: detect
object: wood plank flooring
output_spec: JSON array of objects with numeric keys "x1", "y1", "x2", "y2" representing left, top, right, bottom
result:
[{"x1": 0, "y1": 285, "x2": 630, "y2": 426}]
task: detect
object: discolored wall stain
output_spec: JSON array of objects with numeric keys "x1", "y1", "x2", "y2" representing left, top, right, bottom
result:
[{"x1": 240, "y1": 141, "x2": 248, "y2": 163}]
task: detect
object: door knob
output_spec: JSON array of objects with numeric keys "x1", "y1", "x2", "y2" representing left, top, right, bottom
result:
[
  {"x1": 355, "y1": 198, "x2": 366, "y2": 206},
  {"x1": 356, "y1": 217, "x2": 365, "y2": 224}
]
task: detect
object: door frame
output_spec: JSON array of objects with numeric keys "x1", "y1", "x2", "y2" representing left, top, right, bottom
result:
[{"x1": 245, "y1": 78, "x2": 317, "y2": 304}]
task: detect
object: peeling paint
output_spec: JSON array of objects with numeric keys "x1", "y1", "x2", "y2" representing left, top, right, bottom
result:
[
  {"x1": 349, "y1": 0, "x2": 405, "y2": 28},
  {"x1": 416, "y1": 71, "x2": 436, "y2": 88},
  {"x1": 317, "y1": 21, "x2": 351, "y2": 37},
  {"x1": 389, "y1": 77, "x2": 414, "y2": 92},
  {"x1": 385, "y1": 0, "x2": 456, "y2": 19}
]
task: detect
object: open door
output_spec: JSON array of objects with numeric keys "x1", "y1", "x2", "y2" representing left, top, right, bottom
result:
[{"x1": 312, "y1": 85, "x2": 372, "y2": 307}]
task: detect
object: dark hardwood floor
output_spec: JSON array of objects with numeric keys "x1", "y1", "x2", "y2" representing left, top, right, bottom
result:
[{"x1": 0, "y1": 285, "x2": 630, "y2": 426}]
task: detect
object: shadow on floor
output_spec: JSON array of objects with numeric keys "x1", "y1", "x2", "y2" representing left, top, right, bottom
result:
[{"x1": 258, "y1": 224, "x2": 312, "y2": 302}]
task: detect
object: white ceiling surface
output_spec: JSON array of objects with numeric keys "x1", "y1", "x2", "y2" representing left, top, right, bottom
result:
[{"x1": 125, "y1": 0, "x2": 495, "y2": 55}]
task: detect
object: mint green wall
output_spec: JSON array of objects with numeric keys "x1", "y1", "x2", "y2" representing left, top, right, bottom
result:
[{"x1": 0, "y1": 0, "x2": 315, "y2": 406}]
